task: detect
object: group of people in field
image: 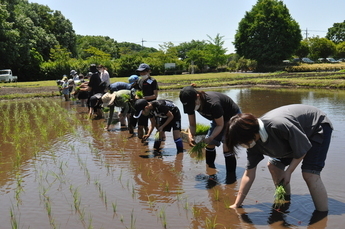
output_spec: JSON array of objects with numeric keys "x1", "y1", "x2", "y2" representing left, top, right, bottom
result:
[{"x1": 60, "y1": 63, "x2": 333, "y2": 224}]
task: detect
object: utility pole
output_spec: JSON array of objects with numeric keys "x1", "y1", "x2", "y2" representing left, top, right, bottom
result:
[
  {"x1": 304, "y1": 28, "x2": 309, "y2": 40},
  {"x1": 141, "y1": 38, "x2": 146, "y2": 48}
]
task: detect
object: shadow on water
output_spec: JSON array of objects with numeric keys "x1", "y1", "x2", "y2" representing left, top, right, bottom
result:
[{"x1": 237, "y1": 195, "x2": 345, "y2": 227}]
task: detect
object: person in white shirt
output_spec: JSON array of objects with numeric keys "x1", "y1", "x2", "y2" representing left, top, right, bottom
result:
[{"x1": 97, "y1": 65, "x2": 110, "y2": 88}]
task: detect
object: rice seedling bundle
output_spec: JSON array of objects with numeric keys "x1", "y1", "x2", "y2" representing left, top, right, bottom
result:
[
  {"x1": 195, "y1": 123, "x2": 210, "y2": 136},
  {"x1": 188, "y1": 141, "x2": 207, "y2": 161},
  {"x1": 120, "y1": 93, "x2": 131, "y2": 103},
  {"x1": 136, "y1": 91, "x2": 143, "y2": 99},
  {"x1": 274, "y1": 184, "x2": 286, "y2": 208},
  {"x1": 103, "y1": 107, "x2": 110, "y2": 113}
]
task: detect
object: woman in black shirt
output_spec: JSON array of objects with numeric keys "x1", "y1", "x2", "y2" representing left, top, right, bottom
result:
[{"x1": 180, "y1": 86, "x2": 241, "y2": 183}]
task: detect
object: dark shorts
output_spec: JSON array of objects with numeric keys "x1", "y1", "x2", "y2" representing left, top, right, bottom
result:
[
  {"x1": 139, "y1": 115, "x2": 149, "y2": 126},
  {"x1": 269, "y1": 123, "x2": 332, "y2": 175},
  {"x1": 88, "y1": 93, "x2": 103, "y2": 109},
  {"x1": 206, "y1": 109, "x2": 242, "y2": 147},
  {"x1": 159, "y1": 108, "x2": 181, "y2": 132}
]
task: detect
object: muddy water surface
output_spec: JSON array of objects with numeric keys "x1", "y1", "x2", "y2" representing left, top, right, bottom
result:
[{"x1": 0, "y1": 87, "x2": 344, "y2": 229}]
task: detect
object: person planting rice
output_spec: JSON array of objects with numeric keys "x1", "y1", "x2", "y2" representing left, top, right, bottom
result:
[
  {"x1": 101, "y1": 89, "x2": 135, "y2": 132},
  {"x1": 179, "y1": 85, "x2": 241, "y2": 184},
  {"x1": 132, "y1": 64, "x2": 159, "y2": 140},
  {"x1": 133, "y1": 99, "x2": 184, "y2": 154},
  {"x1": 225, "y1": 104, "x2": 333, "y2": 221}
]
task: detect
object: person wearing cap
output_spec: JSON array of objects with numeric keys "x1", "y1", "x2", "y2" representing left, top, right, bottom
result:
[
  {"x1": 61, "y1": 75, "x2": 70, "y2": 101},
  {"x1": 224, "y1": 104, "x2": 333, "y2": 217},
  {"x1": 179, "y1": 85, "x2": 241, "y2": 184},
  {"x1": 133, "y1": 99, "x2": 184, "y2": 153},
  {"x1": 102, "y1": 89, "x2": 135, "y2": 131},
  {"x1": 108, "y1": 75, "x2": 139, "y2": 93},
  {"x1": 70, "y1": 70, "x2": 79, "y2": 81},
  {"x1": 133, "y1": 63, "x2": 159, "y2": 139}
]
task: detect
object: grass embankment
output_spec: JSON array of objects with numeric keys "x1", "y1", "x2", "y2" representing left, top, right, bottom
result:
[{"x1": 1, "y1": 69, "x2": 345, "y2": 100}]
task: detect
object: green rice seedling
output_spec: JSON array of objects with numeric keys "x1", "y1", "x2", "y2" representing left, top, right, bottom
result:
[
  {"x1": 146, "y1": 194, "x2": 155, "y2": 208},
  {"x1": 10, "y1": 205, "x2": 19, "y2": 229},
  {"x1": 213, "y1": 188, "x2": 220, "y2": 201},
  {"x1": 274, "y1": 184, "x2": 286, "y2": 208},
  {"x1": 112, "y1": 201, "x2": 117, "y2": 213},
  {"x1": 191, "y1": 206, "x2": 201, "y2": 218},
  {"x1": 158, "y1": 206, "x2": 167, "y2": 228},
  {"x1": 136, "y1": 90, "x2": 143, "y2": 98},
  {"x1": 120, "y1": 93, "x2": 131, "y2": 103},
  {"x1": 195, "y1": 123, "x2": 210, "y2": 136},
  {"x1": 102, "y1": 107, "x2": 110, "y2": 113},
  {"x1": 188, "y1": 141, "x2": 207, "y2": 161},
  {"x1": 164, "y1": 180, "x2": 170, "y2": 193},
  {"x1": 87, "y1": 214, "x2": 93, "y2": 229},
  {"x1": 205, "y1": 216, "x2": 221, "y2": 229},
  {"x1": 130, "y1": 209, "x2": 136, "y2": 229},
  {"x1": 154, "y1": 131, "x2": 160, "y2": 141}
]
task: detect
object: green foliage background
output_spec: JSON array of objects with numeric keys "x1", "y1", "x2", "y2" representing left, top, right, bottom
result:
[{"x1": 1, "y1": 0, "x2": 345, "y2": 82}]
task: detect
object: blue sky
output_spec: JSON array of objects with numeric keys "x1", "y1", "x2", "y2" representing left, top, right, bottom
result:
[{"x1": 30, "y1": 0, "x2": 345, "y2": 53}]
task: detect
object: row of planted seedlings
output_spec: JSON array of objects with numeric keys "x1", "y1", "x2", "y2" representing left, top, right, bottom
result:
[
  {"x1": 3, "y1": 99, "x2": 235, "y2": 229},
  {"x1": 1, "y1": 98, "x2": 81, "y2": 228}
]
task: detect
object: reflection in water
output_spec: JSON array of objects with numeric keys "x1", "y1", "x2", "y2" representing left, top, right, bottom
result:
[{"x1": 0, "y1": 87, "x2": 344, "y2": 228}]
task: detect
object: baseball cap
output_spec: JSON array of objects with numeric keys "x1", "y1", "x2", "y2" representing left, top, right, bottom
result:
[
  {"x1": 128, "y1": 75, "x2": 139, "y2": 84},
  {"x1": 133, "y1": 99, "x2": 148, "y2": 118},
  {"x1": 136, "y1": 63, "x2": 150, "y2": 72},
  {"x1": 179, "y1": 86, "x2": 198, "y2": 114}
]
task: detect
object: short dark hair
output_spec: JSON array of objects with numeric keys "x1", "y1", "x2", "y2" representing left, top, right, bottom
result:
[{"x1": 225, "y1": 113, "x2": 259, "y2": 154}]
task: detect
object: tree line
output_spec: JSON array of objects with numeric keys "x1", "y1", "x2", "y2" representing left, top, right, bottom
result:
[{"x1": 1, "y1": 0, "x2": 345, "y2": 81}]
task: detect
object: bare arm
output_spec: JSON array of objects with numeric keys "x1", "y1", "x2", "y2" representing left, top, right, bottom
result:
[
  {"x1": 204, "y1": 116, "x2": 224, "y2": 144},
  {"x1": 282, "y1": 155, "x2": 305, "y2": 185},
  {"x1": 158, "y1": 111, "x2": 174, "y2": 132},
  {"x1": 230, "y1": 167, "x2": 257, "y2": 208},
  {"x1": 187, "y1": 114, "x2": 197, "y2": 146},
  {"x1": 143, "y1": 117, "x2": 156, "y2": 140}
]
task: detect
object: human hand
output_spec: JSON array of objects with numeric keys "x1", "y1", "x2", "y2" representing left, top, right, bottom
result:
[
  {"x1": 204, "y1": 137, "x2": 213, "y2": 145},
  {"x1": 281, "y1": 172, "x2": 292, "y2": 186},
  {"x1": 142, "y1": 135, "x2": 149, "y2": 141},
  {"x1": 188, "y1": 136, "x2": 196, "y2": 147}
]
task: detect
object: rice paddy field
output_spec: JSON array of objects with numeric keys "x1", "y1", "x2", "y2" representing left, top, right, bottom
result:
[{"x1": 0, "y1": 87, "x2": 345, "y2": 229}]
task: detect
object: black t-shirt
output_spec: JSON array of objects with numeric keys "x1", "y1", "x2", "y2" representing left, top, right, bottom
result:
[
  {"x1": 149, "y1": 100, "x2": 179, "y2": 119},
  {"x1": 195, "y1": 91, "x2": 240, "y2": 122},
  {"x1": 88, "y1": 73, "x2": 103, "y2": 95},
  {"x1": 138, "y1": 76, "x2": 159, "y2": 101}
]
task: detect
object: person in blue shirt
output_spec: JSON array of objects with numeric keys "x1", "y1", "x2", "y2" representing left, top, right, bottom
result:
[{"x1": 108, "y1": 75, "x2": 139, "y2": 93}]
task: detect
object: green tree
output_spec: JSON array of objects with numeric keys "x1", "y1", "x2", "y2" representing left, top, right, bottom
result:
[
  {"x1": 326, "y1": 20, "x2": 345, "y2": 44},
  {"x1": 234, "y1": 0, "x2": 302, "y2": 67},
  {"x1": 77, "y1": 35, "x2": 119, "y2": 59},
  {"x1": 294, "y1": 40, "x2": 310, "y2": 58},
  {"x1": 175, "y1": 40, "x2": 207, "y2": 60},
  {"x1": 0, "y1": 4, "x2": 20, "y2": 70},
  {"x1": 205, "y1": 33, "x2": 228, "y2": 69},
  {"x1": 186, "y1": 49, "x2": 208, "y2": 73},
  {"x1": 309, "y1": 37, "x2": 336, "y2": 59},
  {"x1": 336, "y1": 41, "x2": 345, "y2": 58}
]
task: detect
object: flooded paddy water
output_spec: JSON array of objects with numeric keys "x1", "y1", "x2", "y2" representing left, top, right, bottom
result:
[{"x1": 0, "y1": 87, "x2": 344, "y2": 229}]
